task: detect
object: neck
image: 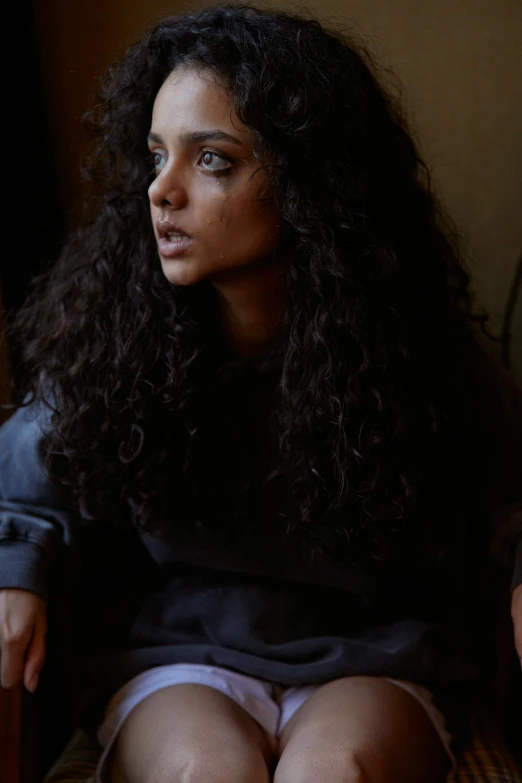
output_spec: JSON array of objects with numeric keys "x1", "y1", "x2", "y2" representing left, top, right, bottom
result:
[{"x1": 212, "y1": 262, "x2": 286, "y2": 359}]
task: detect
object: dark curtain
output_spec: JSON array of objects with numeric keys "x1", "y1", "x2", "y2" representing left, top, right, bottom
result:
[
  {"x1": 1, "y1": 4, "x2": 68, "y2": 781},
  {"x1": 1, "y1": 0, "x2": 64, "y2": 384}
]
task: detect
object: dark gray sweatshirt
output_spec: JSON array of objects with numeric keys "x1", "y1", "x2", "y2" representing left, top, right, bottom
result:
[{"x1": 0, "y1": 353, "x2": 520, "y2": 737}]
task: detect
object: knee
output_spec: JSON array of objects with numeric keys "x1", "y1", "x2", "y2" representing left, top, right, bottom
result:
[
  {"x1": 148, "y1": 749, "x2": 269, "y2": 783},
  {"x1": 274, "y1": 750, "x2": 369, "y2": 783}
]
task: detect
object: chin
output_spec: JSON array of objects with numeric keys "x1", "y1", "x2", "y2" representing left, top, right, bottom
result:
[{"x1": 160, "y1": 258, "x2": 206, "y2": 287}]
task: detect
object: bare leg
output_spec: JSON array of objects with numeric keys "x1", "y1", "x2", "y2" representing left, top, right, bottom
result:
[
  {"x1": 107, "y1": 682, "x2": 278, "y2": 783},
  {"x1": 274, "y1": 676, "x2": 450, "y2": 783}
]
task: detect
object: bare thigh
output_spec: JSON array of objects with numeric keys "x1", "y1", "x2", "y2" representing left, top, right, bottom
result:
[
  {"x1": 107, "y1": 683, "x2": 278, "y2": 783},
  {"x1": 274, "y1": 676, "x2": 450, "y2": 783}
]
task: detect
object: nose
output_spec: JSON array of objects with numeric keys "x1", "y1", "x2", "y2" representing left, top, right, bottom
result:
[{"x1": 148, "y1": 168, "x2": 188, "y2": 209}]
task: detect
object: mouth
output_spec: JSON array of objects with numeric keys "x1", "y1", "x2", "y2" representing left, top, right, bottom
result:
[
  {"x1": 155, "y1": 220, "x2": 193, "y2": 259},
  {"x1": 163, "y1": 230, "x2": 188, "y2": 241},
  {"x1": 156, "y1": 221, "x2": 191, "y2": 240},
  {"x1": 157, "y1": 233, "x2": 193, "y2": 259}
]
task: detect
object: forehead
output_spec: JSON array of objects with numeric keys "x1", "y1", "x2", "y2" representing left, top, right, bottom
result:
[{"x1": 151, "y1": 66, "x2": 248, "y2": 142}]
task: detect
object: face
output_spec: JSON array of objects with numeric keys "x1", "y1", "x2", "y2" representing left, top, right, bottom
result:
[{"x1": 147, "y1": 65, "x2": 283, "y2": 287}]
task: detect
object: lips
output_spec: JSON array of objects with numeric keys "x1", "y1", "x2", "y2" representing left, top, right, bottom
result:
[
  {"x1": 157, "y1": 234, "x2": 193, "y2": 259},
  {"x1": 156, "y1": 220, "x2": 191, "y2": 239}
]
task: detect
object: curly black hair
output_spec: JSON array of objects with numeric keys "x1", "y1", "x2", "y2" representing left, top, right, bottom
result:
[{"x1": 11, "y1": 3, "x2": 522, "y2": 570}]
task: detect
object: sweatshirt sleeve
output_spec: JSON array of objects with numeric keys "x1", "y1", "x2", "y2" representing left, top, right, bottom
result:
[{"x1": 0, "y1": 402, "x2": 77, "y2": 602}]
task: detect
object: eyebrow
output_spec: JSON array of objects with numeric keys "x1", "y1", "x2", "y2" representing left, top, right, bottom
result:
[{"x1": 147, "y1": 129, "x2": 243, "y2": 147}]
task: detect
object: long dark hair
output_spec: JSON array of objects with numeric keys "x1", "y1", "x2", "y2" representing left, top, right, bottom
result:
[{"x1": 11, "y1": 3, "x2": 521, "y2": 569}]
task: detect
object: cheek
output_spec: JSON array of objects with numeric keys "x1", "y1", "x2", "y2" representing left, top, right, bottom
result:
[
  {"x1": 218, "y1": 205, "x2": 233, "y2": 229},
  {"x1": 214, "y1": 188, "x2": 270, "y2": 235}
]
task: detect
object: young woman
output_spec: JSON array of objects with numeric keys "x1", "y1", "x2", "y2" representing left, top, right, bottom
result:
[{"x1": 1, "y1": 4, "x2": 522, "y2": 782}]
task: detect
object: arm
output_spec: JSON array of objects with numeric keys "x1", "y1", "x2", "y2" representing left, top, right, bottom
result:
[
  {"x1": 490, "y1": 501, "x2": 522, "y2": 591},
  {"x1": 507, "y1": 525, "x2": 522, "y2": 659},
  {"x1": 490, "y1": 499, "x2": 522, "y2": 659},
  {"x1": 0, "y1": 401, "x2": 77, "y2": 601},
  {"x1": 0, "y1": 401, "x2": 77, "y2": 696}
]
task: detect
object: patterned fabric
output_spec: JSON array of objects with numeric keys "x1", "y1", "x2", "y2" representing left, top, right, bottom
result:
[
  {"x1": 446, "y1": 711, "x2": 522, "y2": 783},
  {"x1": 43, "y1": 711, "x2": 522, "y2": 783},
  {"x1": 42, "y1": 731, "x2": 98, "y2": 783}
]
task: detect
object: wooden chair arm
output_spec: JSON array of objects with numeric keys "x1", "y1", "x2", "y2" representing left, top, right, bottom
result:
[{"x1": 0, "y1": 687, "x2": 21, "y2": 783}]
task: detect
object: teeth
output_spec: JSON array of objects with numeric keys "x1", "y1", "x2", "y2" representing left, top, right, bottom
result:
[{"x1": 167, "y1": 232, "x2": 183, "y2": 240}]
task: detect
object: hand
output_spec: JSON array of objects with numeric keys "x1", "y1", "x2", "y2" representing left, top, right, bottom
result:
[
  {"x1": 511, "y1": 583, "x2": 522, "y2": 661},
  {"x1": 0, "y1": 589, "x2": 47, "y2": 693}
]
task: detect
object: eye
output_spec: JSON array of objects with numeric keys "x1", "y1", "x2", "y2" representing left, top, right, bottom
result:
[
  {"x1": 200, "y1": 150, "x2": 233, "y2": 176},
  {"x1": 152, "y1": 151, "x2": 167, "y2": 172}
]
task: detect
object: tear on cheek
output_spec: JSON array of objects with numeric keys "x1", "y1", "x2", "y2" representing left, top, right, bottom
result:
[{"x1": 218, "y1": 210, "x2": 233, "y2": 227}]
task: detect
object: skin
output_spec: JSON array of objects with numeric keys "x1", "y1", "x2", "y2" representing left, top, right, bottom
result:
[
  {"x1": 148, "y1": 64, "x2": 287, "y2": 358},
  {"x1": 108, "y1": 678, "x2": 449, "y2": 783},
  {"x1": 512, "y1": 584, "x2": 522, "y2": 659}
]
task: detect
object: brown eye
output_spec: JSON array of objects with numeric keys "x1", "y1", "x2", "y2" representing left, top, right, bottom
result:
[
  {"x1": 152, "y1": 152, "x2": 166, "y2": 171},
  {"x1": 200, "y1": 151, "x2": 233, "y2": 176}
]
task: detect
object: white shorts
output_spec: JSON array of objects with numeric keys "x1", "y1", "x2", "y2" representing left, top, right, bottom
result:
[{"x1": 95, "y1": 663, "x2": 456, "y2": 782}]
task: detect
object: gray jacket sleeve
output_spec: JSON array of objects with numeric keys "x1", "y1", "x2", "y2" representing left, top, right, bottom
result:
[{"x1": 0, "y1": 403, "x2": 77, "y2": 602}]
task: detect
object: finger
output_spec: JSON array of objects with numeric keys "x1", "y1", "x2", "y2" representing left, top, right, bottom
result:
[
  {"x1": 511, "y1": 589, "x2": 522, "y2": 659},
  {"x1": 23, "y1": 621, "x2": 47, "y2": 693},
  {"x1": 23, "y1": 613, "x2": 47, "y2": 692},
  {"x1": 514, "y1": 623, "x2": 522, "y2": 661}
]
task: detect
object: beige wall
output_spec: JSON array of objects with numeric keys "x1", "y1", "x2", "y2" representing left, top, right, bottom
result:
[{"x1": 34, "y1": 0, "x2": 522, "y2": 368}]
